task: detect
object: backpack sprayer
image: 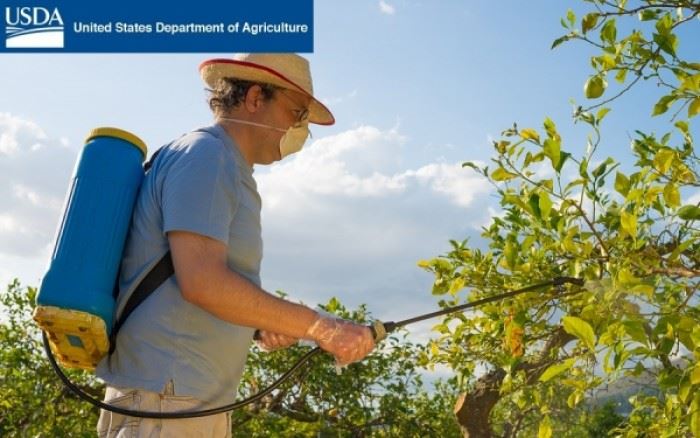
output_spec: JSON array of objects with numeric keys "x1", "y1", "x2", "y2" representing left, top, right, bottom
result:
[
  {"x1": 34, "y1": 127, "x2": 584, "y2": 418},
  {"x1": 35, "y1": 127, "x2": 147, "y2": 370}
]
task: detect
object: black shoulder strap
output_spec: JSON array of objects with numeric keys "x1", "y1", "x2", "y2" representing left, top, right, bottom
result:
[
  {"x1": 109, "y1": 251, "x2": 174, "y2": 354},
  {"x1": 109, "y1": 146, "x2": 172, "y2": 355}
]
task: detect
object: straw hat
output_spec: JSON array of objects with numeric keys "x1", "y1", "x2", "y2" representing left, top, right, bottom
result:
[{"x1": 199, "y1": 53, "x2": 335, "y2": 126}]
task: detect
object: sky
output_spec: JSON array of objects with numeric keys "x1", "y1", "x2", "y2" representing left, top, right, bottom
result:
[{"x1": 1, "y1": 0, "x2": 699, "y2": 379}]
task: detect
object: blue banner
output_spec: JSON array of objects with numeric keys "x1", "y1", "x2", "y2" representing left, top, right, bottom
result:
[{"x1": 1, "y1": 0, "x2": 313, "y2": 53}]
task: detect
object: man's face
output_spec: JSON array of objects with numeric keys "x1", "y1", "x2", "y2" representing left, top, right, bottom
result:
[{"x1": 256, "y1": 88, "x2": 310, "y2": 163}]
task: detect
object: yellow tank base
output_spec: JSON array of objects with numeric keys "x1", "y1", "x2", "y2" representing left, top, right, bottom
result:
[{"x1": 33, "y1": 306, "x2": 109, "y2": 371}]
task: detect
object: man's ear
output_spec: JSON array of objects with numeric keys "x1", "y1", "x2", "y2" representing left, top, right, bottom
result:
[{"x1": 244, "y1": 85, "x2": 266, "y2": 114}]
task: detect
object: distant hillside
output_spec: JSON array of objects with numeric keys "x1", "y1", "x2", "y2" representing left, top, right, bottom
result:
[{"x1": 589, "y1": 368, "x2": 669, "y2": 415}]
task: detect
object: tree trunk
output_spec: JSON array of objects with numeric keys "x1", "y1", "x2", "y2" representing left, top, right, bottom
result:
[
  {"x1": 453, "y1": 328, "x2": 575, "y2": 437},
  {"x1": 453, "y1": 369, "x2": 505, "y2": 437}
]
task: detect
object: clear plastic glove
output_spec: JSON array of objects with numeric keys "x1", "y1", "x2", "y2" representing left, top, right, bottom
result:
[
  {"x1": 304, "y1": 315, "x2": 375, "y2": 366},
  {"x1": 255, "y1": 330, "x2": 299, "y2": 352}
]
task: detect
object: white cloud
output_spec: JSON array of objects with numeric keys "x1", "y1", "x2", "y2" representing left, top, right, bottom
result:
[
  {"x1": 379, "y1": 0, "x2": 396, "y2": 15},
  {"x1": 0, "y1": 114, "x2": 46, "y2": 156},
  {"x1": 0, "y1": 113, "x2": 76, "y2": 262},
  {"x1": 257, "y1": 125, "x2": 494, "y2": 320},
  {"x1": 261, "y1": 125, "x2": 488, "y2": 208}
]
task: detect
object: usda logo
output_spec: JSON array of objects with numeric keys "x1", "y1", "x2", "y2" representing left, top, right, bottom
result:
[{"x1": 5, "y1": 6, "x2": 64, "y2": 48}]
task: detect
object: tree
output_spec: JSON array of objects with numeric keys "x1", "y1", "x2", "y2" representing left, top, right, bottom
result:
[
  {"x1": 420, "y1": 1, "x2": 700, "y2": 436},
  {"x1": 0, "y1": 281, "x2": 461, "y2": 436},
  {"x1": 0, "y1": 280, "x2": 102, "y2": 437},
  {"x1": 586, "y1": 401, "x2": 624, "y2": 437}
]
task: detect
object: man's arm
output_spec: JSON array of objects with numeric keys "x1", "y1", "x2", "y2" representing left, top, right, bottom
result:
[
  {"x1": 168, "y1": 230, "x2": 318, "y2": 339},
  {"x1": 169, "y1": 230, "x2": 375, "y2": 365}
]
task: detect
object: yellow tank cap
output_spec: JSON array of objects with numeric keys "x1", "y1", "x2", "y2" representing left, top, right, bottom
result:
[{"x1": 85, "y1": 127, "x2": 147, "y2": 159}]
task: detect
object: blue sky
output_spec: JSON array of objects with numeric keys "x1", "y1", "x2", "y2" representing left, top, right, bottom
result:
[{"x1": 1, "y1": 0, "x2": 699, "y2": 361}]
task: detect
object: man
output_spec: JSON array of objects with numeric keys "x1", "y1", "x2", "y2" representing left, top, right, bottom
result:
[{"x1": 95, "y1": 53, "x2": 376, "y2": 437}]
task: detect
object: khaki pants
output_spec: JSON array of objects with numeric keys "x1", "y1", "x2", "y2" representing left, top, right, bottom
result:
[{"x1": 97, "y1": 382, "x2": 231, "y2": 438}]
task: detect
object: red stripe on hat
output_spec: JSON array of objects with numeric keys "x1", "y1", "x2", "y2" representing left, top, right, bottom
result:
[{"x1": 199, "y1": 59, "x2": 335, "y2": 126}]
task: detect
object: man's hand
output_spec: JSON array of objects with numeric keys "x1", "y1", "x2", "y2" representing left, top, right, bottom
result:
[
  {"x1": 305, "y1": 316, "x2": 375, "y2": 366},
  {"x1": 255, "y1": 330, "x2": 299, "y2": 351}
]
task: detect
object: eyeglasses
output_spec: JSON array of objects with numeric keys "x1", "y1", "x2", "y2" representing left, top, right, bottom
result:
[{"x1": 277, "y1": 89, "x2": 310, "y2": 123}]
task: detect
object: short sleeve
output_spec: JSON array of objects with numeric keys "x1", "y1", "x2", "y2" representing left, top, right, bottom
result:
[{"x1": 161, "y1": 135, "x2": 238, "y2": 244}]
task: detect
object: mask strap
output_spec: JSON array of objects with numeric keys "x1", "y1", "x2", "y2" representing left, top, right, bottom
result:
[{"x1": 217, "y1": 117, "x2": 287, "y2": 133}]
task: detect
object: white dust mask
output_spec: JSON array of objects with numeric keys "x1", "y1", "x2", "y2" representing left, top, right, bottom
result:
[{"x1": 218, "y1": 117, "x2": 310, "y2": 159}]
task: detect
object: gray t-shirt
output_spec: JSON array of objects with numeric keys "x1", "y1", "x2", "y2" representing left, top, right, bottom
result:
[{"x1": 96, "y1": 123, "x2": 263, "y2": 408}]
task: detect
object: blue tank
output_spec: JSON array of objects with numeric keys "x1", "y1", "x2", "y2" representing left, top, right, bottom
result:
[{"x1": 35, "y1": 127, "x2": 147, "y2": 369}]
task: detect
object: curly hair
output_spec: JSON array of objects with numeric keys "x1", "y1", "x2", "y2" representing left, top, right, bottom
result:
[{"x1": 206, "y1": 78, "x2": 277, "y2": 117}]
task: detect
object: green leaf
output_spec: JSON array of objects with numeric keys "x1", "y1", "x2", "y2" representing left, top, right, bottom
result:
[
  {"x1": 691, "y1": 394, "x2": 700, "y2": 436},
  {"x1": 538, "y1": 415, "x2": 553, "y2": 438},
  {"x1": 653, "y1": 149, "x2": 675, "y2": 173},
  {"x1": 592, "y1": 158, "x2": 614, "y2": 178},
  {"x1": 600, "y1": 19, "x2": 617, "y2": 45},
  {"x1": 494, "y1": 140, "x2": 510, "y2": 154},
  {"x1": 504, "y1": 238, "x2": 518, "y2": 269},
  {"x1": 663, "y1": 183, "x2": 680, "y2": 207},
  {"x1": 680, "y1": 74, "x2": 700, "y2": 93},
  {"x1": 630, "y1": 284, "x2": 654, "y2": 299},
  {"x1": 653, "y1": 32, "x2": 678, "y2": 57},
  {"x1": 614, "y1": 172, "x2": 630, "y2": 196},
  {"x1": 524, "y1": 151, "x2": 545, "y2": 167},
  {"x1": 655, "y1": 13, "x2": 673, "y2": 35},
  {"x1": 620, "y1": 211, "x2": 637, "y2": 237},
  {"x1": 543, "y1": 117, "x2": 557, "y2": 138},
  {"x1": 622, "y1": 321, "x2": 648, "y2": 344},
  {"x1": 448, "y1": 277, "x2": 465, "y2": 295},
  {"x1": 551, "y1": 34, "x2": 571, "y2": 50},
  {"x1": 555, "y1": 152, "x2": 571, "y2": 173},
  {"x1": 539, "y1": 191, "x2": 553, "y2": 220},
  {"x1": 597, "y1": 54, "x2": 617, "y2": 70},
  {"x1": 528, "y1": 193, "x2": 542, "y2": 219},
  {"x1": 543, "y1": 138, "x2": 561, "y2": 170},
  {"x1": 579, "y1": 158, "x2": 589, "y2": 178},
  {"x1": 520, "y1": 128, "x2": 540, "y2": 143},
  {"x1": 614, "y1": 68, "x2": 627, "y2": 84},
  {"x1": 689, "y1": 97, "x2": 700, "y2": 118},
  {"x1": 638, "y1": 10, "x2": 659, "y2": 21},
  {"x1": 596, "y1": 107, "x2": 611, "y2": 122},
  {"x1": 680, "y1": 377, "x2": 692, "y2": 403},
  {"x1": 675, "y1": 120, "x2": 689, "y2": 135},
  {"x1": 652, "y1": 95, "x2": 675, "y2": 116},
  {"x1": 582, "y1": 13, "x2": 599, "y2": 34},
  {"x1": 568, "y1": 390, "x2": 583, "y2": 408},
  {"x1": 584, "y1": 75, "x2": 607, "y2": 99},
  {"x1": 539, "y1": 358, "x2": 576, "y2": 382},
  {"x1": 618, "y1": 267, "x2": 639, "y2": 286},
  {"x1": 691, "y1": 365, "x2": 700, "y2": 385},
  {"x1": 615, "y1": 172, "x2": 630, "y2": 196},
  {"x1": 566, "y1": 9, "x2": 576, "y2": 28},
  {"x1": 462, "y1": 161, "x2": 480, "y2": 171},
  {"x1": 562, "y1": 316, "x2": 597, "y2": 351},
  {"x1": 492, "y1": 167, "x2": 518, "y2": 182},
  {"x1": 678, "y1": 205, "x2": 700, "y2": 220}
]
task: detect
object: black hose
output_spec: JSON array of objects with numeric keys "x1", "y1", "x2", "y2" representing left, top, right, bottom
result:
[{"x1": 43, "y1": 332, "x2": 322, "y2": 418}]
